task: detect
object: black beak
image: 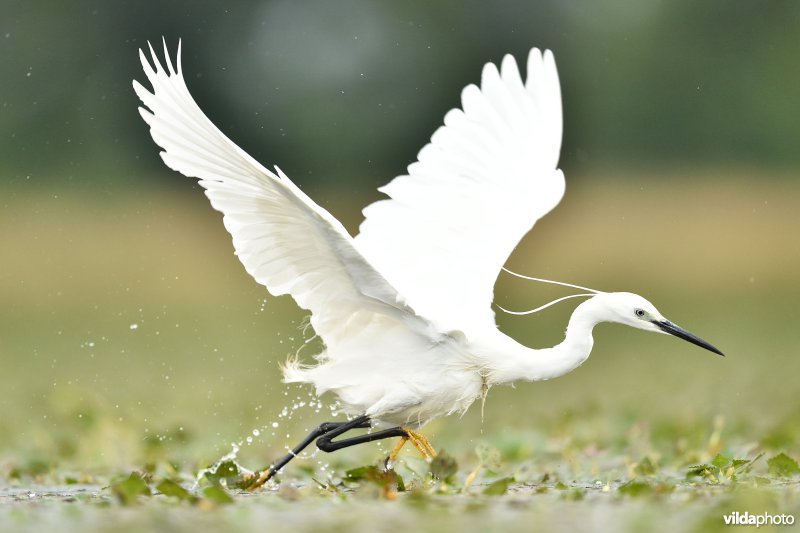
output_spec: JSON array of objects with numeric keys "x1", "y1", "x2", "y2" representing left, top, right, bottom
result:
[{"x1": 653, "y1": 320, "x2": 724, "y2": 356}]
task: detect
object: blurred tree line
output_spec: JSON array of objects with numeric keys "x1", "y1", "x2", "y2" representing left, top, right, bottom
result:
[{"x1": 1, "y1": 0, "x2": 798, "y2": 190}]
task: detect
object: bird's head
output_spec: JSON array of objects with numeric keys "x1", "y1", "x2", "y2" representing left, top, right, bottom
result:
[{"x1": 594, "y1": 292, "x2": 724, "y2": 356}]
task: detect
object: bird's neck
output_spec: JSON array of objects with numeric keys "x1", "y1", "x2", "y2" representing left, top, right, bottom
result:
[{"x1": 484, "y1": 297, "x2": 604, "y2": 385}]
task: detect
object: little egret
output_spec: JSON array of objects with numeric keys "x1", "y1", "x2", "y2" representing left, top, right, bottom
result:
[{"x1": 134, "y1": 41, "x2": 723, "y2": 488}]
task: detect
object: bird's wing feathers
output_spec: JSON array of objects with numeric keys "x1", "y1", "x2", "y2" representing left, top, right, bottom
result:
[
  {"x1": 354, "y1": 49, "x2": 565, "y2": 336},
  {"x1": 134, "y1": 42, "x2": 418, "y2": 348}
]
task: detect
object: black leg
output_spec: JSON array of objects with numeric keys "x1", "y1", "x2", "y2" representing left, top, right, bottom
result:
[
  {"x1": 316, "y1": 425, "x2": 409, "y2": 453},
  {"x1": 247, "y1": 415, "x2": 372, "y2": 489}
]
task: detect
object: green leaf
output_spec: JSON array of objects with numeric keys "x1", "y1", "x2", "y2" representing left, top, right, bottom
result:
[
  {"x1": 344, "y1": 465, "x2": 377, "y2": 482},
  {"x1": 711, "y1": 454, "x2": 730, "y2": 470},
  {"x1": 203, "y1": 460, "x2": 251, "y2": 490},
  {"x1": 482, "y1": 477, "x2": 512, "y2": 496},
  {"x1": 15, "y1": 459, "x2": 51, "y2": 477},
  {"x1": 429, "y1": 451, "x2": 458, "y2": 481},
  {"x1": 767, "y1": 453, "x2": 800, "y2": 477},
  {"x1": 203, "y1": 484, "x2": 234, "y2": 504},
  {"x1": 156, "y1": 479, "x2": 196, "y2": 502},
  {"x1": 111, "y1": 472, "x2": 152, "y2": 506},
  {"x1": 564, "y1": 488, "x2": 585, "y2": 501},
  {"x1": 634, "y1": 457, "x2": 658, "y2": 477},
  {"x1": 344, "y1": 464, "x2": 404, "y2": 493},
  {"x1": 205, "y1": 460, "x2": 240, "y2": 481},
  {"x1": 686, "y1": 464, "x2": 713, "y2": 479},
  {"x1": 618, "y1": 480, "x2": 654, "y2": 497}
]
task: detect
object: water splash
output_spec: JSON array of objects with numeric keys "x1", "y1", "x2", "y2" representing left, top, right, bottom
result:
[
  {"x1": 198, "y1": 386, "x2": 347, "y2": 487},
  {"x1": 193, "y1": 442, "x2": 252, "y2": 490}
]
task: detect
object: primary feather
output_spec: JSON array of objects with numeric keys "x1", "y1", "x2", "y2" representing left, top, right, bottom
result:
[
  {"x1": 355, "y1": 49, "x2": 564, "y2": 337},
  {"x1": 134, "y1": 41, "x2": 420, "y2": 349}
]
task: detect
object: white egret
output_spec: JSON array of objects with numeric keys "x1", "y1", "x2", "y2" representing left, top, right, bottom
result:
[{"x1": 134, "y1": 41, "x2": 723, "y2": 489}]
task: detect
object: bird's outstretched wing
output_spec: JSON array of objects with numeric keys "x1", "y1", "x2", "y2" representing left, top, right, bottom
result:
[
  {"x1": 133, "y1": 42, "x2": 417, "y2": 349},
  {"x1": 354, "y1": 48, "x2": 564, "y2": 336}
]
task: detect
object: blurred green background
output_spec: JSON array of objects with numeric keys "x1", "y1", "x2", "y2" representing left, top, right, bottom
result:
[{"x1": 1, "y1": 0, "x2": 799, "y2": 473}]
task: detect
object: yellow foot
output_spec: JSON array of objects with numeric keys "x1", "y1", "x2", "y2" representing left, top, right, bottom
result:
[
  {"x1": 400, "y1": 426, "x2": 437, "y2": 459},
  {"x1": 245, "y1": 468, "x2": 274, "y2": 491},
  {"x1": 386, "y1": 436, "x2": 409, "y2": 465}
]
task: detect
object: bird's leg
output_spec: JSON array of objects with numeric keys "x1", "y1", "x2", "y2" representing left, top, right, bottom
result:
[
  {"x1": 385, "y1": 436, "x2": 409, "y2": 468},
  {"x1": 315, "y1": 424, "x2": 408, "y2": 453},
  {"x1": 246, "y1": 416, "x2": 371, "y2": 490},
  {"x1": 318, "y1": 424, "x2": 437, "y2": 469},
  {"x1": 383, "y1": 428, "x2": 437, "y2": 468},
  {"x1": 400, "y1": 426, "x2": 437, "y2": 459},
  {"x1": 247, "y1": 416, "x2": 439, "y2": 489}
]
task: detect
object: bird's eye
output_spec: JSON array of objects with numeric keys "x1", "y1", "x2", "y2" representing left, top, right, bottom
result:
[{"x1": 634, "y1": 308, "x2": 645, "y2": 318}]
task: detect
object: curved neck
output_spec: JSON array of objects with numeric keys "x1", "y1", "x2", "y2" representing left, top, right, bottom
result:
[{"x1": 484, "y1": 297, "x2": 605, "y2": 385}]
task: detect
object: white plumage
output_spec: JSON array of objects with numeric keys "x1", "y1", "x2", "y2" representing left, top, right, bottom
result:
[
  {"x1": 355, "y1": 51, "x2": 564, "y2": 336},
  {"x1": 134, "y1": 42, "x2": 722, "y2": 431}
]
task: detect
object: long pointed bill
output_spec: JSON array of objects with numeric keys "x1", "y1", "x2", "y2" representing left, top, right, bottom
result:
[{"x1": 654, "y1": 320, "x2": 724, "y2": 356}]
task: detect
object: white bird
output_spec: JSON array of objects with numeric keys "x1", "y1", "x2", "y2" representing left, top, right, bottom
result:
[{"x1": 134, "y1": 41, "x2": 722, "y2": 488}]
